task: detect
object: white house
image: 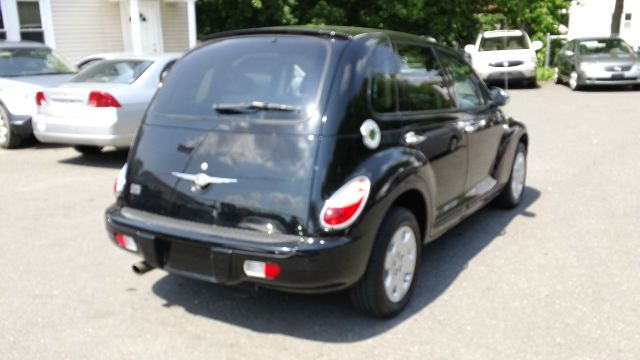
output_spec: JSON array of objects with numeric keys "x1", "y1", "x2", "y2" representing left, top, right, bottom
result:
[
  {"x1": 0, "y1": 0, "x2": 197, "y2": 62},
  {"x1": 568, "y1": 0, "x2": 640, "y2": 50}
]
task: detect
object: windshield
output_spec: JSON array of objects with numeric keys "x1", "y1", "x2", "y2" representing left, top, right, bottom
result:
[
  {"x1": 479, "y1": 35, "x2": 527, "y2": 51},
  {"x1": 578, "y1": 39, "x2": 634, "y2": 56},
  {"x1": 0, "y1": 47, "x2": 76, "y2": 77},
  {"x1": 70, "y1": 59, "x2": 153, "y2": 84},
  {"x1": 150, "y1": 35, "x2": 329, "y2": 121}
]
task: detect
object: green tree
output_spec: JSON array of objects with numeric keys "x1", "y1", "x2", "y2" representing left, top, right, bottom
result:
[{"x1": 195, "y1": 0, "x2": 568, "y2": 49}]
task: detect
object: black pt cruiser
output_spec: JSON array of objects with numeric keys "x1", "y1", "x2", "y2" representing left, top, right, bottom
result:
[{"x1": 105, "y1": 26, "x2": 528, "y2": 318}]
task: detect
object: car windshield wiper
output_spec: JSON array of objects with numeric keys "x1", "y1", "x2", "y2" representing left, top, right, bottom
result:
[{"x1": 212, "y1": 101, "x2": 301, "y2": 114}]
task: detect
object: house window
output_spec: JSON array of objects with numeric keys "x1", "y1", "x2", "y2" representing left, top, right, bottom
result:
[
  {"x1": 0, "y1": 5, "x2": 6, "y2": 40},
  {"x1": 18, "y1": 0, "x2": 44, "y2": 43},
  {"x1": 624, "y1": 13, "x2": 632, "y2": 21}
]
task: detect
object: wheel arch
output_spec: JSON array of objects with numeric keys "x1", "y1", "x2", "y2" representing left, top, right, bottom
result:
[{"x1": 388, "y1": 189, "x2": 428, "y2": 244}]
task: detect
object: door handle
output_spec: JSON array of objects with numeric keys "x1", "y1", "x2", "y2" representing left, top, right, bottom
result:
[{"x1": 404, "y1": 131, "x2": 426, "y2": 145}]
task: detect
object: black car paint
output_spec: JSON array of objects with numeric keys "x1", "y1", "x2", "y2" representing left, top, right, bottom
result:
[{"x1": 105, "y1": 26, "x2": 527, "y2": 294}]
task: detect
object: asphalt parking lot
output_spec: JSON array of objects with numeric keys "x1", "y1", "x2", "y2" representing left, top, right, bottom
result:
[{"x1": 1, "y1": 82, "x2": 639, "y2": 359}]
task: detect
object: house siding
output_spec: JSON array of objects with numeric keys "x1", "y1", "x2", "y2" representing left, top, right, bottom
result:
[
  {"x1": 161, "y1": 1, "x2": 189, "y2": 52},
  {"x1": 49, "y1": 0, "x2": 124, "y2": 63},
  {"x1": 569, "y1": 0, "x2": 640, "y2": 50}
]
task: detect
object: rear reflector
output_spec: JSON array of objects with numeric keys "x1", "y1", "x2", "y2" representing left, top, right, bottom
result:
[
  {"x1": 35, "y1": 91, "x2": 47, "y2": 106},
  {"x1": 114, "y1": 232, "x2": 138, "y2": 252},
  {"x1": 243, "y1": 260, "x2": 281, "y2": 279},
  {"x1": 88, "y1": 91, "x2": 121, "y2": 108}
]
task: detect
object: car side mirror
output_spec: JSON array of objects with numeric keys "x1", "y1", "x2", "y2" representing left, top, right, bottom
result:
[
  {"x1": 531, "y1": 40, "x2": 543, "y2": 51},
  {"x1": 489, "y1": 87, "x2": 510, "y2": 107},
  {"x1": 564, "y1": 50, "x2": 575, "y2": 57},
  {"x1": 464, "y1": 44, "x2": 477, "y2": 53}
]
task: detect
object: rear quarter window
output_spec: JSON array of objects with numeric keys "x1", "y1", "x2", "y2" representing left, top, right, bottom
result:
[
  {"x1": 395, "y1": 44, "x2": 454, "y2": 112},
  {"x1": 70, "y1": 60, "x2": 153, "y2": 84}
]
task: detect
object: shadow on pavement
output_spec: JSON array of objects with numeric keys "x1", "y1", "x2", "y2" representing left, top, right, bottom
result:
[
  {"x1": 151, "y1": 187, "x2": 541, "y2": 342},
  {"x1": 58, "y1": 149, "x2": 128, "y2": 169}
]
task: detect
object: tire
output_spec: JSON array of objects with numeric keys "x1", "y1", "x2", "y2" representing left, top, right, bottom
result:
[
  {"x1": 0, "y1": 104, "x2": 22, "y2": 149},
  {"x1": 73, "y1": 145, "x2": 103, "y2": 155},
  {"x1": 569, "y1": 70, "x2": 581, "y2": 91},
  {"x1": 349, "y1": 207, "x2": 421, "y2": 318},
  {"x1": 526, "y1": 77, "x2": 537, "y2": 88},
  {"x1": 495, "y1": 142, "x2": 527, "y2": 209}
]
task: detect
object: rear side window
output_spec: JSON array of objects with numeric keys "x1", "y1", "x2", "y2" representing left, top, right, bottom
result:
[
  {"x1": 150, "y1": 36, "x2": 329, "y2": 120},
  {"x1": 369, "y1": 42, "x2": 397, "y2": 113},
  {"x1": 437, "y1": 51, "x2": 487, "y2": 110},
  {"x1": 480, "y1": 35, "x2": 527, "y2": 51},
  {"x1": 396, "y1": 44, "x2": 453, "y2": 112},
  {"x1": 71, "y1": 60, "x2": 153, "y2": 84}
]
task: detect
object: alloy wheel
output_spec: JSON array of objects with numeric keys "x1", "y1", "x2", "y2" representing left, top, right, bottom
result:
[
  {"x1": 569, "y1": 71, "x2": 579, "y2": 90},
  {"x1": 510, "y1": 150, "x2": 526, "y2": 201},
  {"x1": 0, "y1": 107, "x2": 9, "y2": 147},
  {"x1": 383, "y1": 225, "x2": 418, "y2": 303},
  {"x1": 553, "y1": 68, "x2": 560, "y2": 84}
]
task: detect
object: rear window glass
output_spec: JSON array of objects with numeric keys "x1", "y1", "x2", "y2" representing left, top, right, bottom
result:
[
  {"x1": 0, "y1": 48, "x2": 76, "y2": 77},
  {"x1": 479, "y1": 35, "x2": 527, "y2": 51},
  {"x1": 70, "y1": 60, "x2": 153, "y2": 84},
  {"x1": 150, "y1": 35, "x2": 329, "y2": 120}
]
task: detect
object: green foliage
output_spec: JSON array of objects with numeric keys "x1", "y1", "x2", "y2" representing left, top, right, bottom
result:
[
  {"x1": 195, "y1": 0, "x2": 571, "y2": 49},
  {"x1": 537, "y1": 66, "x2": 554, "y2": 81}
]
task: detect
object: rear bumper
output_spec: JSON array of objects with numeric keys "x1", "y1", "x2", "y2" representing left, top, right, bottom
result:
[
  {"x1": 33, "y1": 114, "x2": 134, "y2": 147},
  {"x1": 105, "y1": 206, "x2": 371, "y2": 293}
]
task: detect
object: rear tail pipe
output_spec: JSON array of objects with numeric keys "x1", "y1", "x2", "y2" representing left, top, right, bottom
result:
[{"x1": 132, "y1": 261, "x2": 153, "y2": 275}]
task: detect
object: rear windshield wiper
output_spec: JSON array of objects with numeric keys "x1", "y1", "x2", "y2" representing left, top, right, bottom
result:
[{"x1": 212, "y1": 101, "x2": 301, "y2": 114}]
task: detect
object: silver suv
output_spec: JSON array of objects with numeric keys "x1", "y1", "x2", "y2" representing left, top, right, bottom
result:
[{"x1": 465, "y1": 30, "x2": 543, "y2": 87}]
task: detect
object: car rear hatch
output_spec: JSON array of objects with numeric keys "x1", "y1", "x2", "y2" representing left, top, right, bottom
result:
[{"x1": 124, "y1": 34, "x2": 338, "y2": 237}]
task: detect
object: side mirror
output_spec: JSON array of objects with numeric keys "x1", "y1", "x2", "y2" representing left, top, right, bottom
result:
[
  {"x1": 564, "y1": 50, "x2": 575, "y2": 57},
  {"x1": 531, "y1": 40, "x2": 543, "y2": 51},
  {"x1": 464, "y1": 44, "x2": 477, "y2": 53},
  {"x1": 489, "y1": 87, "x2": 510, "y2": 107}
]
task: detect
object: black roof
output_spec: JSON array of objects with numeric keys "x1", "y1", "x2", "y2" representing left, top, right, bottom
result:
[{"x1": 202, "y1": 25, "x2": 436, "y2": 45}]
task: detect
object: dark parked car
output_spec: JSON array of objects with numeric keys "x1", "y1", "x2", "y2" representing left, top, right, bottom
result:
[
  {"x1": 554, "y1": 37, "x2": 640, "y2": 90},
  {"x1": 105, "y1": 26, "x2": 528, "y2": 318}
]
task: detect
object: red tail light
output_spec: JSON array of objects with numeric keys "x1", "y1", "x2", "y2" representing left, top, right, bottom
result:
[
  {"x1": 320, "y1": 176, "x2": 371, "y2": 230},
  {"x1": 35, "y1": 91, "x2": 47, "y2": 106},
  {"x1": 88, "y1": 91, "x2": 121, "y2": 108}
]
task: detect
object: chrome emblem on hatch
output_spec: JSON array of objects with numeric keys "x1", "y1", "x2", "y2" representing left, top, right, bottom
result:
[{"x1": 171, "y1": 172, "x2": 237, "y2": 191}]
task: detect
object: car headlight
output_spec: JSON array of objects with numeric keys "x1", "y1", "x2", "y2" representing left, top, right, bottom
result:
[{"x1": 527, "y1": 56, "x2": 537, "y2": 65}]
